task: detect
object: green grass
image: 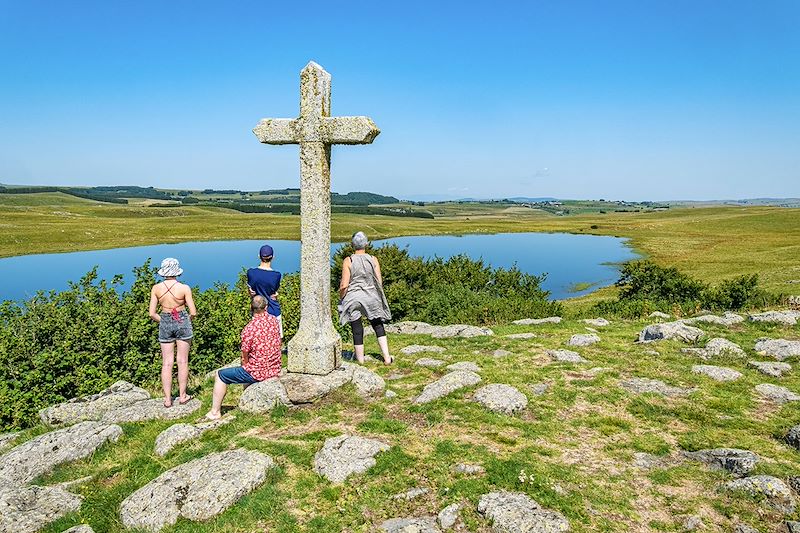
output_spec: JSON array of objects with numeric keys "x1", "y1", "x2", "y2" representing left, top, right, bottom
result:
[{"x1": 0, "y1": 314, "x2": 790, "y2": 532}]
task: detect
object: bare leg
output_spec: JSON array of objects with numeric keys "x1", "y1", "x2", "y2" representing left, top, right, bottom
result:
[
  {"x1": 206, "y1": 374, "x2": 227, "y2": 420},
  {"x1": 377, "y1": 335, "x2": 392, "y2": 364},
  {"x1": 176, "y1": 340, "x2": 191, "y2": 403},
  {"x1": 354, "y1": 344, "x2": 365, "y2": 363},
  {"x1": 160, "y1": 342, "x2": 175, "y2": 406}
]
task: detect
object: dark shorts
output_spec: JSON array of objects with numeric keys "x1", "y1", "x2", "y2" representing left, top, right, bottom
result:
[
  {"x1": 218, "y1": 366, "x2": 258, "y2": 385},
  {"x1": 158, "y1": 310, "x2": 194, "y2": 343}
]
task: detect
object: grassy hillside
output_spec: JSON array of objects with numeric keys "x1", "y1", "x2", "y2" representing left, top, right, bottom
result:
[
  {"x1": 2, "y1": 193, "x2": 798, "y2": 296},
  {"x1": 8, "y1": 315, "x2": 798, "y2": 532}
]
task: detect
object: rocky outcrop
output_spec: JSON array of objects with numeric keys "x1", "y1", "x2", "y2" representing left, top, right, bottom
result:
[
  {"x1": 620, "y1": 378, "x2": 695, "y2": 397},
  {"x1": 505, "y1": 332, "x2": 537, "y2": 339},
  {"x1": 39, "y1": 380, "x2": 150, "y2": 426},
  {"x1": 0, "y1": 421, "x2": 122, "y2": 485},
  {"x1": 400, "y1": 345, "x2": 446, "y2": 355},
  {"x1": 749, "y1": 360, "x2": 791, "y2": 377},
  {"x1": 512, "y1": 317, "x2": 562, "y2": 326},
  {"x1": 748, "y1": 310, "x2": 800, "y2": 326},
  {"x1": 438, "y1": 503, "x2": 461, "y2": 529},
  {"x1": 682, "y1": 312, "x2": 744, "y2": 327},
  {"x1": 649, "y1": 311, "x2": 671, "y2": 320},
  {"x1": 350, "y1": 364, "x2": 386, "y2": 397},
  {"x1": 0, "y1": 485, "x2": 82, "y2": 533},
  {"x1": 380, "y1": 517, "x2": 441, "y2": 532},
  {"x1": 567, "y1": 333, "x2": 600, "y2": 347},
  {"x1": 546, "y1": 349, "x2": 588, "y2": 363},
  {"x1": 414, "y1": 371, "x2": 482, "y2": 404},
  {"x1": 313, "y1": 434, "x2": 390, "y2": 483},
  {"x1": 682, "y1": 448, "x2": 758, "y2": 476},
  {"x1": 786, "y1": 424, "x2": 800, "y2": 450},
  {"x1": 477, "y1": 490, "x2": 570, "y2": 532},
  {"x1": 446, "y1": 361, "x2": 481, "y2": 372},
  {"x1": 119, "y1": 449, "x2": 275, "y2": 531},
  {"x1": 638, "y1": 322, "x2": 704, "y2": 343},
  {"x1": 754, "y1": 338, "x2": 800, "y2": 361},
  {"x1": 154, "y1": 416, "x2": 233, "y2": 457},
  {"x1": 101, "y1": 398, "x2": 201, "y2": 424},
  {"x1": 691, "y1": 365, "x2": 742, "y2": 382},
  {"x1": 725, "y1": 476, "x2": 796, "y2": 514},
  {"x1": 415, "y1": 358, "x2": 446, "y2": 367},
  {"x1": 0, "y1": 432, "x2": 19, "y2": 451},
  {"x1": 238, "y1": 378, "x2": 291, "y2": 413},
  {"x1": 385, "y1": 321, "x2": 493, "y2": 338},
  {"x1": 582, "y1": 318, "x2": 610, "y2": 327},
  {"x1": 755, "y1": 383, "x2": 800, "y2": 403},
  {"x1": 452, "y1": 463, "x2": 485, "y2": 474},
  {"x1": 473, "y1": 384, "x2": 528, "y2": 415}
]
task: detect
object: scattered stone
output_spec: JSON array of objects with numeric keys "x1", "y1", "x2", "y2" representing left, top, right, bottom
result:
[
  {"x1": 788, "y1": 476, "x2": 800, "y2": 495},
  {"x1": 703, "y1": 338, "x2": 745, "y2": 357},
  {"x1": 683, "y1": 312, "x2": 744, "y2": 327},
  {"x1": 733, "y1": 524, "x2": 759, "y2": 533},
  {"x1": 755, "y1": 383, "x2": 800, "y2": 403},
  {"x1": 492, "y1": 349, "x2": 513, "y2": 358},
  {"x1": 387, "y1": 372, "x2": 406, "y2": 381},
  {"x1": 0, "y1": 485, "x2": 82, "y2": 533},
  {"x1": 416, "y1": 358, "x2": 446, "y2": 368},
  {"x1": 414, "y1": 371, "x2": 482, "y2": 405},
  {"x1": 638, "y1": 322, "x2": 704, "y2": 343},
  {"x1": 280, "y1": 366, "x2": 353, "y2": 403},
  {"x1": 620, "y1": 378, "x2": 695, "y2": 397},
  {"x1": 787, "y1": 521, "x2": 800, "y2": 533},
  {"x1": 62, "y1": 526, "x2": 95, "y2": 533},
  {"x1": 120, "y1": 448, "x2": 274, "y2": 531},
  {"x1": 350, "y1": 364, "x2": 386, "y2": 397},
  {"x1": 682, "y1": 448, "x2": 758, "y2": 476},
  {"x1": 477, "y1": 490, "x2": 570, "y2": 532},
  {"x1": 446, "y1": 361, "x2": 481, "y2": 372},
  {"x1": 101, "y1": 398, "x2": 201, "y2": 424},
  {"x1": 473, "y1": 384, "x2": 528, "y2": 415},
  {"x1": 238, "y1": 378, "x2": 291, "y2": 413},
  {"x1": 0, "y1": 421, "x2": 122, "y2": 485},
  {"x1": 547, "y1": 349, "x2": 588, "y2": 363},
  {"x1": 582, "y1": 318, "x2": 610, "y2": 327},
  {"x1": 392, "y1": 487, "x2": 429, "y2": 500},
  {"x1": 512, "y1": 317, "x2": 562, "y2": 325},
  {"x1": 154, "y1": 416, "x2": 233, "y2": 457},
  {"x1": 313, "y1": 434, "x2": 390, "y2": 483},
  {"x1": 453, "y1": 463, "x2": 485, "y2": 475},
  {"x1": 0, "y1": 432, "x2": 19, "y2": 451},
  {"x1": 786, "y1": 425, "x2": 800, "y2": 450},
  {"x1": 632, "y1": 452, "x2": 672, "y2": 470},
  {"x1": 749, "y1": 360, "x2": 791, "y2": 377},
  {"x1": 39, "y1": 380, "x2": 150, "y2": 426},
  {"x1": 749, "y1": 310, "x2": 800, "y2": 326},
  {"x1": 401, "y1": 345, "x2": 446, "y2": 355},
  {"x1": 505, "y1": 332, "x2": 537, "y2": 339},
  {"x1": 51, "y1": 476, "x2": 93, "y2": 491},
  {"x1": 438, "y1": 503, "x2": 461, "y2": 530},
  {"x1": 682, "y1": 515, "x2": 703, "y2": 531},
  {"x1": 649, "y1": 311, "x2": 671, "y2": 320},
  {"x1": 754, "y1": 338, "x2": 800, "y2": 361},
  {"x1": 567, "y1": 333, "x2": 600, "y2": 347},
  {"x1": 725, "y1": 475, "x2": 796, "y2": 514},
  {"x1": 380, "y1": 517, "x2": 441, "y2": 533},
  {"x1": 529, "y1": 382, "x2": 551, "y2": 396},
  {"x1": 385, "y1": 321, "x2": 493, "y2": 338},
  {"x1": 385, "y1": 390, "x2": 398, "y2": 399},
  {"x1": 691, "y1": 365, "x2": 743, "y2": 382}
]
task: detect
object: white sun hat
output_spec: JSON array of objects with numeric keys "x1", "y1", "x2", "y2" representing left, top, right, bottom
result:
[{"x1": 157, "y1": 257, "x2": 183, "y2": 277}]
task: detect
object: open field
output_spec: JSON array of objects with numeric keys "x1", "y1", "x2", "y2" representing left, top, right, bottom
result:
[
  {"x1": 2, "y1": 193, "x2": 799, "y2": 296},
  {"x1": 4, "y1": 315, "x2": 798, "y2": 532}
]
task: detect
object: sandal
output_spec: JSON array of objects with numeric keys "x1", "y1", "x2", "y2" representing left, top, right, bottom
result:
[
  {"x1": 383, "y1": 356, "x2": 394, "y2": 366},
  {"x1": 163, "y1": 399, "x2": 173, "y2": 408},
  {"x1": 178, "y1": 395, "x2": 193, "y2": 405}
]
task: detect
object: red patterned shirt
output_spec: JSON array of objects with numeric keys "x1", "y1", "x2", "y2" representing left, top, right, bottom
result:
[{"x1": 240, "y1": 312, "x2": 282, "y2": 381}]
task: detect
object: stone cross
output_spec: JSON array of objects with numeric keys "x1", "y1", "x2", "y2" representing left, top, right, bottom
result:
[{"x1": 253, "y1": 61, "x2": 380, "y2": 375}]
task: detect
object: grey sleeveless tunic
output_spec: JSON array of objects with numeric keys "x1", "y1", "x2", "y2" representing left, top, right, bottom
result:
[{"x1": 338, "y1": 254, "x2": 392, "y2": 324}]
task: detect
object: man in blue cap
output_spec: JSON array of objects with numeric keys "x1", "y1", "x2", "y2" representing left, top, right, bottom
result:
[{"x1": 246, "y1": 244, "x2": 283, "y2": 337}]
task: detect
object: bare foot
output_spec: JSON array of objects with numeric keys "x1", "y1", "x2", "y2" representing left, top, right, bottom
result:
[
  {"x1": 205, "y1": 411, "x2": 221, "y2": 421},
  {"x1": 178, "y1": 395, "x2": 193, "y2": 405}
]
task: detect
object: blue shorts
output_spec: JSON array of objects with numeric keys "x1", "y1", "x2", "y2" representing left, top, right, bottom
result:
[{"x1": 217, "y1": 366, "x2": 258, "y2": 385}]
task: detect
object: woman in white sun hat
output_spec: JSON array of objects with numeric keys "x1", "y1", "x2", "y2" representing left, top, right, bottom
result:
[{"x1": 148, "y1": 257, "x2": 197, "y2": 407}]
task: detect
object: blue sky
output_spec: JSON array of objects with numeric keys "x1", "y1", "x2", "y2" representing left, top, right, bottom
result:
[{"x1": 0, "y1": 1, "x2": 798, "y2": 201}]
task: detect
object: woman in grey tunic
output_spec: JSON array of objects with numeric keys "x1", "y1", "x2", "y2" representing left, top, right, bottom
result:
[{"x1": 339, "y1": 231, "x2": 393, "y2": 364}]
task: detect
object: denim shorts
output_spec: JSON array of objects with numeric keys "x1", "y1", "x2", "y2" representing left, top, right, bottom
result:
[
  {"x1": 218, "y1": 366, "x2": 258, "y2": 385},
  {"x1": 158, "y1": 310, "x2": 193, "y2": 343}
]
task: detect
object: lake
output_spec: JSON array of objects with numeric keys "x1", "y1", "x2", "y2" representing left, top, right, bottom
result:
[{"x1": 0, "y1": 233, "x2": 639, "y2": 301}]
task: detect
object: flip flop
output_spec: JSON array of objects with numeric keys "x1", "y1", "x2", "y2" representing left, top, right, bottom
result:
[
  {"x1": 178, "y1": 395, "x2": 193, "y2": 405},
  {"x1": 383, "y1": 356, "x2": 394, "y2": 365},
  {"x1": 163, "y1": 400, "x2": 173, "y2": 408}
]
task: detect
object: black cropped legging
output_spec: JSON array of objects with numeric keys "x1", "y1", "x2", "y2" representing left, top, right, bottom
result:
[{"x1": 350, "y1": 319, "x2": 386, "y2": 345}]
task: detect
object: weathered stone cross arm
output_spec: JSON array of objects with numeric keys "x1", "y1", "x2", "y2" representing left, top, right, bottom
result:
[{"x1": 253, "y1": 116, "x2": 379, "y2": 145}]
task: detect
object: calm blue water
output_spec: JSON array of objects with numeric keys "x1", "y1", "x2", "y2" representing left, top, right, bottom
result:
[{"x1": 0, "y1": 233, "x2": 638, "y2": 302}]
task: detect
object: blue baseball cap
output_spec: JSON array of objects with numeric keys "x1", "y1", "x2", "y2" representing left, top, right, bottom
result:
[{"x1": 259, "y1": 244, "x2": 274, "y2": 257}]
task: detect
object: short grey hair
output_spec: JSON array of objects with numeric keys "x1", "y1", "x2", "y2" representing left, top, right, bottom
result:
[
  {"x1": 251, "y1": 295, "x2": 267, "y2": 314},
  {"x1": 351, "y1": 231, "x2": 368, "y2": 250}
]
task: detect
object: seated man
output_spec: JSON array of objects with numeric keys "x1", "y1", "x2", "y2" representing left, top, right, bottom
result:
[{"x1": 206, "y1": 295, "x2": 282, "y2": 420}]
